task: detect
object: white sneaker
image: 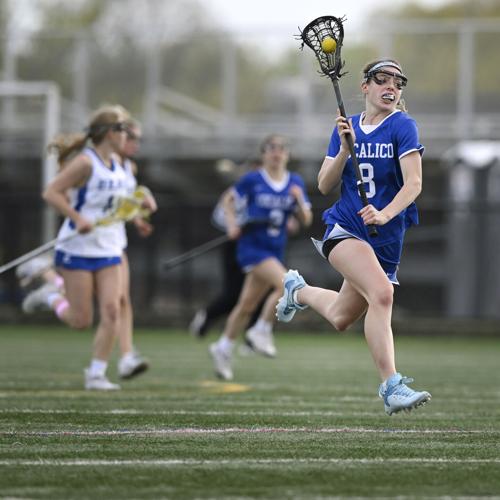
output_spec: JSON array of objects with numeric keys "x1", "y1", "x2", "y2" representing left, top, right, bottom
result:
[
  {"x1": 209, "y1": 342, "x2": 233, "y2": 381},
  {"x1": 84, "y1": 369, "x2": 121, "y2": 391},
  {"x1": 276, "y1": 269, "x2": 308, "y2": 323},
  {"x1": 118, "y1": 352, "x2": 149, "y2": 380},
  {"x1": 22, "y1": 283, "x2": 60, "y2": 314},
  {"x1": 379, "y1": 373, "x2": 431, "y2": 416},
  {"x1": 16, "y1": 255, "x2": 53, "y2": 287},
  {"x1": 245, "y1": 326, "x2": 277, "y2": 358}
]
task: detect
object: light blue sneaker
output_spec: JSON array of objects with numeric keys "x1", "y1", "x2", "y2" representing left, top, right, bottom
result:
[
  {"x1": 379, "y1": 373, "x2": 431, "y2": 416},
  {"x1": 276, "y1": 269, "x2": 308, "y2": 323}
]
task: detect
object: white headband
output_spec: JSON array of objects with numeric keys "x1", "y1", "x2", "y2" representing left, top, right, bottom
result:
[{"x1": 367, "y1": 61, "x2": 403, "y2": 74}]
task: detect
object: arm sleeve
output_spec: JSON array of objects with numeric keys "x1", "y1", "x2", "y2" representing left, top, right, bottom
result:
[
  {"x1": 396, "y1": 117, "x2": 425, "y2": 159},
  {"x1": 325, "y1": 127, "x2": 341, "y2": 159},
  {"x1": 291, "y1": 174, "x2": 311, "y2": 208},
  {"x1": 234, "y1": 172, "x2": 253, "y2": 199}
]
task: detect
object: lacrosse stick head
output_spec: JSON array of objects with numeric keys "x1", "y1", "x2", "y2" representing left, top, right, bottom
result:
[
  {"x1": 98, "y1": 195, "x2": 142, "y2": 226},
  {"x1": 299, "y1": 15, "x2": 346, "y2": 79},
  {"x1": 132, "y1": 185, "x2": 155, "y2": 218}
]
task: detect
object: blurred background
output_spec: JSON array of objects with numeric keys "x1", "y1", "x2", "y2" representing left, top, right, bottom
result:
[{"x1": 1, "y1": 0, "x2": 500, "y2": 329}]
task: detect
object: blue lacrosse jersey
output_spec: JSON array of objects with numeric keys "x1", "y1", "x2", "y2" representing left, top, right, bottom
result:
[
  {"x1": 323, "y1": 110, "x2": 424, "y2": 248},
  {"x1": 234, "y1": 168, "x2": 309, "y2": 269}
]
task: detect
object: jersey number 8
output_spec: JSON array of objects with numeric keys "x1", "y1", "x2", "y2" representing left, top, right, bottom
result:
[{"x1": 359, "y1": 162, "x2": 376, "y2": 199}]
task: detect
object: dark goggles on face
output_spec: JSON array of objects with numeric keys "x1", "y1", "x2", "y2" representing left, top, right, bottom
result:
[
  {"x1": 365, "y1": 70, "x2": 408, "y2": 90},
  {"x1": 263, "y1": 142, "x2": 289, "y2": 152},
  {"x1": 111, "y1": 122, "x2": 127, "y2": 132},
  {"x1": 126, "y1": 130, "x2": 142, "y2": 142}
]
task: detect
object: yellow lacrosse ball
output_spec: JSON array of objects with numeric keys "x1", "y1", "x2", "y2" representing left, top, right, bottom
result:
[{"x1": 321, "y1": 37, "x2": 337, "y2": 53}]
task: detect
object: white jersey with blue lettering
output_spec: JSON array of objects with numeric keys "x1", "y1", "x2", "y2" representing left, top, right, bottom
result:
[
  {"x1": 55, "y1": 148, "x2": 128, "y2": 258},
  {"x1": 122, "y1": 158, "x2": 138, "y2": 195},
  {"x1": 116, "y1": 158, "x2": 138, "y2": 250}
]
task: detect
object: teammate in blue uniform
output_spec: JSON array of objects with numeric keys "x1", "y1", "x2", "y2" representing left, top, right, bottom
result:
[
  {"x1": 210, "y1": 135, "x2": 313, "y2": 380},
  {"x1": 276, "y1": 59, "x2": 431, "y2": 415}
]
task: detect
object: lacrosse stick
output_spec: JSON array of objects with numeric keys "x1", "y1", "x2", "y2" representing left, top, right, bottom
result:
[
  {"x1": 162, "y1": 217, "x2": 270, "y2": 271},
  {"x1": 300, "y1": 15, "x2": 378, "y2": 237},
  {"x1": 133, "y1": 185, "x2": 156, "y2": 219},
  {"x1": 0, "y1": 193, "x2": 143, "y2": 276},
  {"x1": 162, "y1": 234, "x2": 230, "y2": 271}
]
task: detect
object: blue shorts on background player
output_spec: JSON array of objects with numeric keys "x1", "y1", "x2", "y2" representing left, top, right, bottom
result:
[{"x1": 209, "y1": 134, "x2": 313, "y2": 381}]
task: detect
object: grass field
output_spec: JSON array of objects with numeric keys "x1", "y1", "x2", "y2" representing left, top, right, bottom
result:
[{"x1": 0, "y1": 325, "x2": 499, "y2": 499}]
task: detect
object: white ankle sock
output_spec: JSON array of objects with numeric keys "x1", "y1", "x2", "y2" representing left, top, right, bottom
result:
[
  {"x1": 120, "y1": 352, "x2": 135, "y2": 364},
  {"x1": 253, "y1": 319, "x2": 272, "y2": 334},
  {"x1": 88, "y1": 359, "x2": 107, "y2": 377},
  {"x1": 218, "y1": 336, "x2": 235, "y2": 355}
]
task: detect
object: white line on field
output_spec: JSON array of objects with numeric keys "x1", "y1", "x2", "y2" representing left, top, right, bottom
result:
[
  {"x1": 1, "y1": 427, "x2": 498, "y2": 436},
  {"x1": 1, "y1": 409, "x2": 497, "y2": 419},
  {"x1": 1, "y1": 409, "x2": 380, "y2": 416},
  {"x1": 0, "y1": 457, "x2": 499, "y2": 467}
]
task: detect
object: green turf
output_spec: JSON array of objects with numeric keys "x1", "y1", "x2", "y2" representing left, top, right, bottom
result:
[{"x1": 0, "y1": 325, "x2": 499, "y2": 499}]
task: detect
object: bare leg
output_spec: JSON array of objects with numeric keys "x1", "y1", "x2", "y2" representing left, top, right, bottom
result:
[
  {"x1": 257, "y1": 287, "x2": 283, "y2": 325},
  {"x1": 41, "y1": 268, "x2": 65, "y2": 289},
  {"x1": 57, "y1": 269, "x2": 94, "y2": 329},
  {"x1": 222, "y1": 274, "x2": 271, "y2": 341},
  {"x1": 117, "y1": 254, "x2": 133, "y2": 355},
  {"x1": 93, "y1": 265, "x2": 123, "y2": 361},
  {"x1": 222, "y1": 257, "x2": 286, "y2": 341},
  {"x1": 297, "y1": 280, "x2": 367, "y2": 331},
  {"x1": 211, "y1": 258, "x2": 287, "y2": 379},
  {"x1": 296, "y1": 239, "x2": 396, "y2": 381}
]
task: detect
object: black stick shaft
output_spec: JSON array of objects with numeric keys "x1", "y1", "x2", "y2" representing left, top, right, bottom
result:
[
  {"x1": 163, "y1": 234, "x2": 229, "y2": 271},
  {"x1": 161, "y1": 217, "x2": 270, "y2": 271},
  {"x1": 331, "y1": 78, "x2": 378, "y2": 237}
]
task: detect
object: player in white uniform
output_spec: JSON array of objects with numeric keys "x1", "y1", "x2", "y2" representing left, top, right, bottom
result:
[
  {"x1": 22, "y1": 105, "x2": 132, "y2": 390},
  {"x1": 54, "y1": 147, "x2": 128, "y2": 259},
  {"x1": 114, "y1": 119, "x2": 157, "y2": 380},
  {"x1": 20, "y1": 117, "x2": 156, "y2": 385}
]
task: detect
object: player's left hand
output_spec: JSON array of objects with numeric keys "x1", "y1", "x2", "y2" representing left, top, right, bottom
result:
[
  {"x1": 289, "y1": 184, "x2": 305, "y2": 203},
  {"x1": 141, "y1": 196, "x2": 157, "y2": 213},
  {"x1": 286, "y1": 216, "x2": 300, "y2": 236},
  {"x1": 358, "y1": 205, "x2": 390, "y2": 226},
  {"x1": 134, "y1": 217, "x2": 154, "y2": 237}
]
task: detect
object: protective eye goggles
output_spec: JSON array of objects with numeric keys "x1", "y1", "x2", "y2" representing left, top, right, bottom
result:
[
  {"x1": 261, "y1": 142, "x2": 290, "y2": 153},
  {"x1": 85, "y1": 122, "x2": 128, "y2": 137},
  {"x1": 365, "y1": 70, "x2": 408, "y2": 90},
  {"x1": 111, "y1": 122, "x2": 127, "y2": 132},
  {"x1": 126, "y1": 130, "x2": 142, "y2": 142}
]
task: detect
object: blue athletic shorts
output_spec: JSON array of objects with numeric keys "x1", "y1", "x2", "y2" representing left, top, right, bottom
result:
[
  {"x1": 315, "y1": 223, "x2": 401, "y2": 285},
  {"x1": 237, "y1": 246, "x2": 284, "y2": 273},
  {"x1": 55, "y1": 250, "x2": 121, "y2": 271}
]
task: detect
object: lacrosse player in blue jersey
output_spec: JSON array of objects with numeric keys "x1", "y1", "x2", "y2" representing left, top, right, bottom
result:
[
  {"x1": 276, "y1": 59, "x2": 431, "y2": 415},
  {"x1": 210, "y1": 135, "x2": 313, "y2": 380}
]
